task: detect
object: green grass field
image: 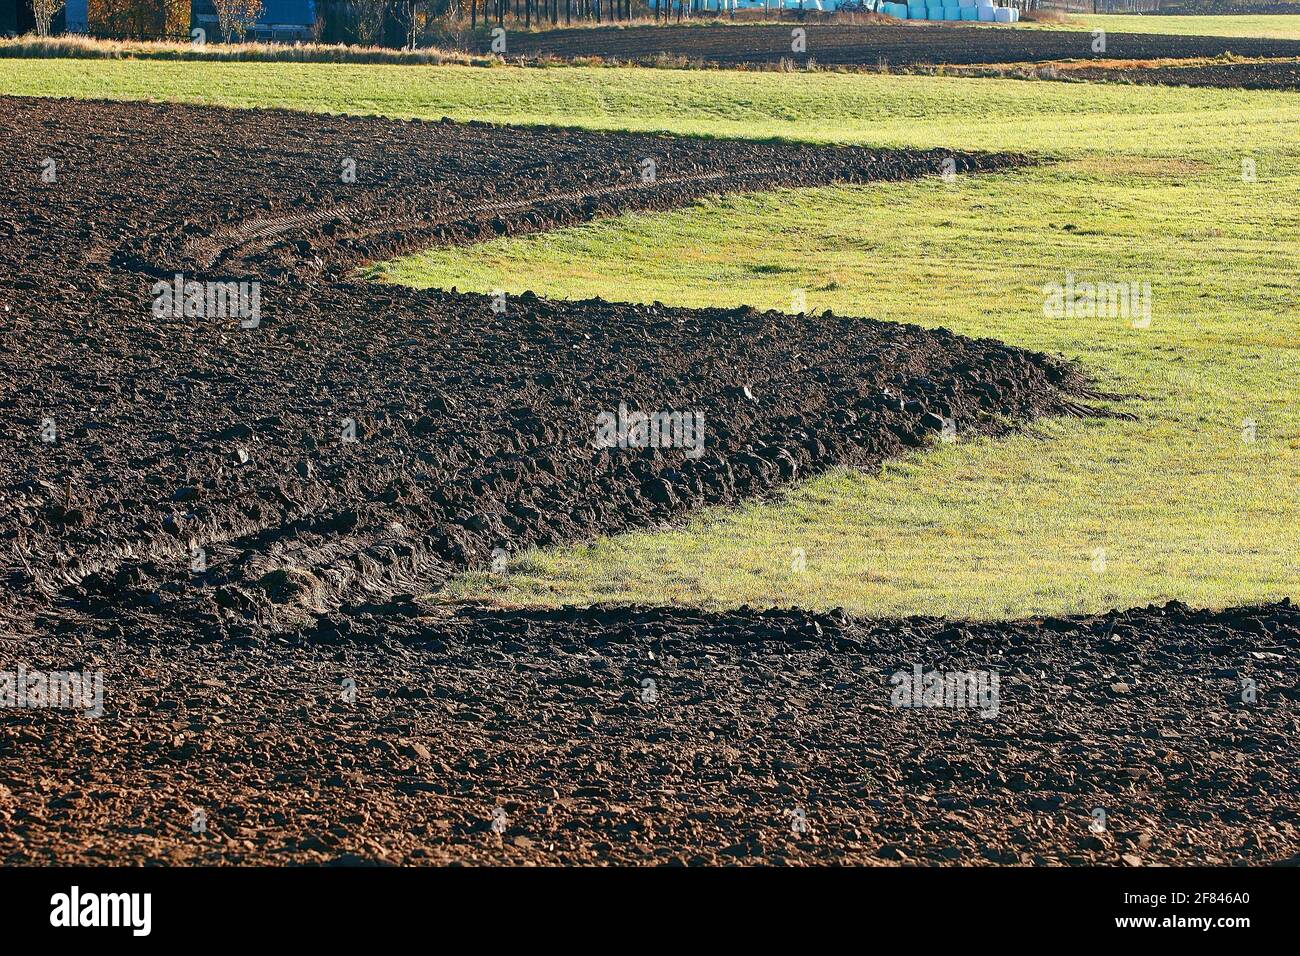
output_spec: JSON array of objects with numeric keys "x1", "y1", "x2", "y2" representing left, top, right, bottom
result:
[
  {"x1": 3, "y1": 59, "x2": 1295, "y2": 619},
  {"x1": 1065, "y1": 13, "x2": 1300, "y2": 41}
]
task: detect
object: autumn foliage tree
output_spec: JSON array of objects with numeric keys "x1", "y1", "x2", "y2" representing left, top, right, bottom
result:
[{"x1": 87, "y1": 0, "x2": 191, "y2": 38}]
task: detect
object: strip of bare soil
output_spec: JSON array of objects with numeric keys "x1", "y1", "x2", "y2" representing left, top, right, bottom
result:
[
  {"x1": 1057, "y1": 57, "x2": 1300, "y2": 90},
  {"x1": 492, "y1": 22, "x2": 1300, "y2": 68}
]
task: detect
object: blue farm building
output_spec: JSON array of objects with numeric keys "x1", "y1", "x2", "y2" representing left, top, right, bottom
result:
[{"x1": 191, "y1": 0, "x2": 317, "y2": 41}]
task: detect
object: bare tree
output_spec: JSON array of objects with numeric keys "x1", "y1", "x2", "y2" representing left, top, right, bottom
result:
[
  {"x1": 32, "y1": 0, "x2": 67, "y2": 37},
  {"x1": 353, "y1": 0, "x2": 387, "y2": 43},
  {"x1": 214, "y1": 0, "x2": 265, "y2": 41}
]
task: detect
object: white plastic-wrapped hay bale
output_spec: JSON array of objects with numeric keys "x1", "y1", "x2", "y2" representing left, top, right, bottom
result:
[
  {"x1": 993, "y1": 6, "x2": 1013, "y2": 21},
  {"x1": 977, "y1": 4, "x2": 995, "y2": 19},
  {"x1": 976, "y1": 0, "x2": 993, "y2": 6}
]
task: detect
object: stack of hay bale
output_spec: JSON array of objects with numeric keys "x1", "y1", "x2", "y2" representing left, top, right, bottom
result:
[{"x1": 883, "y1": 0, "x2": 1019, "y2": 20}]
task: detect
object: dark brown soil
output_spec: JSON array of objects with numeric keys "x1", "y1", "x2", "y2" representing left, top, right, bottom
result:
[
  {"x1": 0, "y1": 97, "x2": 1027, "y2": 286},
  {"x1": 1061, "y1": 58, "x2": 1300, "y2": 90},
  {"x1": 490, "y1": 22, "x2": 1300, "y2": 68},
  {"x1": 3, "y1": 599, "x2": 1297, "y2": 865},
  {"x1": 3, "y1": 95, "x2": 1290, "y2": 868},
  {"x1": 0, "y1": 96, "x2": 1087, "y2": 630}
]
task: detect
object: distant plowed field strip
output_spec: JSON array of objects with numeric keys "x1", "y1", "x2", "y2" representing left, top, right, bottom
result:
[
  {"x1": 1059, "y1": 57, "x2": 1300, "y2": 90},
  {"x1": 496, "y1": 23, "x2": 1300, "y2": 67}
]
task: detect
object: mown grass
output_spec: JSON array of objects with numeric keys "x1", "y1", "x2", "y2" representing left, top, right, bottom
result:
[
  {"x1": 0, "y1": 57, "x2": 1290, "y2": 154},
  {"x1": 2, "y1": 60, "x2": 1295, "y2": 619},
  {"x1": 1068, "y1": 13, "x2": 1300, "y2": 41}
]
